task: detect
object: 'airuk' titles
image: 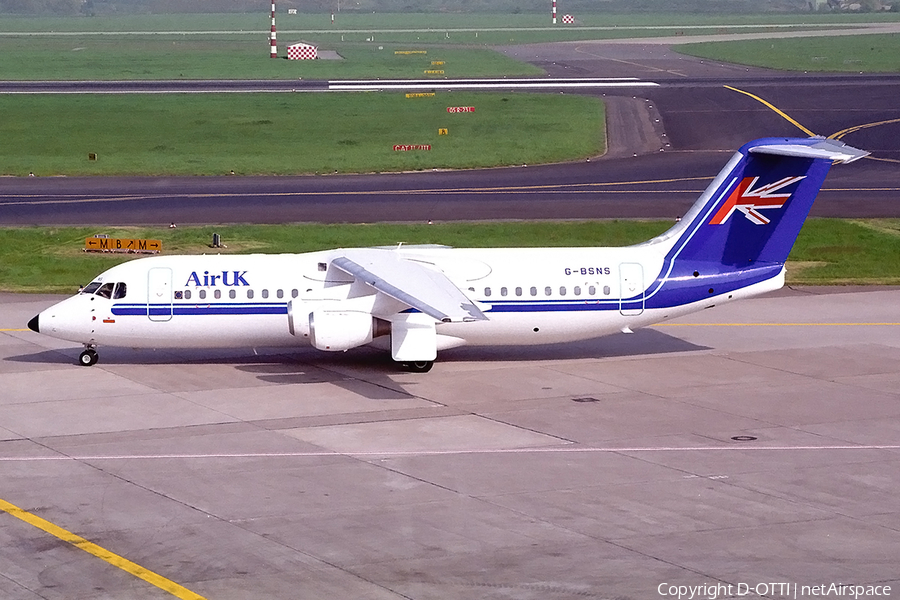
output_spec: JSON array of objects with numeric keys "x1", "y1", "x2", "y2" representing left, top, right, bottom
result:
[{"x1": 184, "y1": 271, "x2": 250, "y2": 287}]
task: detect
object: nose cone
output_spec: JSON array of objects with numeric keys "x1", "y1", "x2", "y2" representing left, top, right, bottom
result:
[{"x1": 27, "y1": 314, "x2": 40, "y2": 333}]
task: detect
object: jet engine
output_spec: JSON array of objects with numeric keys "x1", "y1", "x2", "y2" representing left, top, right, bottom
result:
[{"x1": 308, "y1": 309, "x2": 376, "y2": 351}]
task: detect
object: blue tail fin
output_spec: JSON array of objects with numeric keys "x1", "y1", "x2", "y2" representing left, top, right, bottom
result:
[
  {"x1": 657, "y1": 137, "x2": 867, "y2": 269},
  {"x1": 638, "y1": 137, "x2": 867, "y2": 310}
]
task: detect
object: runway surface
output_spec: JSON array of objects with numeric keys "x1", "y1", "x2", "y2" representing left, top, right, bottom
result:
[
  {"x1": 1, "y1": 145, "x2": 896, "y2": 226},
  {"x1": 2, "y1": 287, "x2": 900, "y2": 599}
]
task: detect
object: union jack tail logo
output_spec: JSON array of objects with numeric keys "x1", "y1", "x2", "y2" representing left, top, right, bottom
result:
[{"x1": 709, "y1": 176, "x2": 806, "y2": 225}]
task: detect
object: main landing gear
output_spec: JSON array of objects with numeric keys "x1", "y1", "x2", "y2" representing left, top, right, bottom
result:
[
  {"x1": 79, "y1": 346, "x2": 98, "y2": 366},
  {"x1": 404, "y1": 360, "x2": 434, "y2": 373}
]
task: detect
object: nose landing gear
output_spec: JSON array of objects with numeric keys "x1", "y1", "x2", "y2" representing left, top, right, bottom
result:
[{"x1": 79, "y1": 346, "x2": 98, "y2": 366}]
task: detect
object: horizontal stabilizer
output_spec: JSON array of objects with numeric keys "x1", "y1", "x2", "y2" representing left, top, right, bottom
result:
[
  {"x1": 748, "y1": 137, "x2": 869, "y2": 164},
  {"x1": 332, "y1": 249, "x2": 487, "y2": 323}
]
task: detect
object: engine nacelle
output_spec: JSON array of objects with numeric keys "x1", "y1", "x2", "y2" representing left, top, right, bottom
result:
[{"x1": 308, "y1": 309, "x2": 375, "y2": 351}]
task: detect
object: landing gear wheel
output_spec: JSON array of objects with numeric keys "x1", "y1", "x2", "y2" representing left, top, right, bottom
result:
[
  {"x1": 405, "y1": 360, "x2": 434, "y2": 373},
  {"x1": 79, "y1": 348, "x2": 98, "y2": 366}
]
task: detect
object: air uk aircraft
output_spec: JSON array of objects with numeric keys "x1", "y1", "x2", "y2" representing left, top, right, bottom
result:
[{"x1": 28, "y1": 137, "x2": 866, "y2": 372}]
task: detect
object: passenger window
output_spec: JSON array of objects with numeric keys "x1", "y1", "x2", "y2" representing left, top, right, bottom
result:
[
  {"x1": 95, "y1": 283, "x2": 115, "y2": 299},
  {"x1": 247, "y1": 289, "x2": 254, "y2": 299},
  {"x1": 484, "y1": 287, "x2": 492, "y2": 297},
  {"x1": 199, "y1": 290, "x2": 206, "y2": 300},
  {"x1": 530, "y1": 286, "x2": 537, "y2": 296},
  {"x1": 544, "y1": 286, "x2": 552, "y2": 296},
  {"x1": 113, "y1": 282, "x2": 127, "y2": 299},
  {"x1": 229, "y1": 289, "x2": 236, "y2": 299},
  {"x1": 214, "y1": 289, "x2": 221, "y2": 299},
  {"x1": 603, "y1": 285, "x2": 611, "y2": 295},
  {"x1": 277, "y1": 289, "x2": 284, "y2": 299},
  {"x1": 589, "y1": 285, "x2": 596, "y2": 295},
  {"x1": 515, "y1": 287, "x2": 522, "y2": 297},
  {"x1": 574, "y1": 286, "x2": 581, "y2": 296},
  {"x1": 262, "y1": 289, "x2": 269, "y2": 299},
  {"x1": 500, "y1": 287, "x2": 508, "y2": 297},
  {"x1": 184, "y1": 290, "x2": 191, "y2": 300},
  {"x1": 292, "y1": 289, "x2": 299, "y2": 298},
  {"x1": 560, "y1": 286, "x2": 566, "y2": 296}
]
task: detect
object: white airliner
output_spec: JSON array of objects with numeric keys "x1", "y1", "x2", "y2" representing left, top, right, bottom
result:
[{"x1": 29, "y1": 137, "x2": 866, "y2": 372}]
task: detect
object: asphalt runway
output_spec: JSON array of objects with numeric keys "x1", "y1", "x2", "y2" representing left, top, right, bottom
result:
[
  {"x1": 1, "y1": 146, "x2": 896, "y2": 226},
  {"x1": 3, "y1": 287, "x2": 900, "y2": 599}
]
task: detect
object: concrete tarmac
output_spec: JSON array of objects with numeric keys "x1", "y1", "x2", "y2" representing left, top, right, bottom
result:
[{"x1": 2, "y1": 287, "x2": 900, "y2": 599}]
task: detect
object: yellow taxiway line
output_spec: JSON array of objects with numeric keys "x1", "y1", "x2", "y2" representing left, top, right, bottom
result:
[
  {"x1": 830, "y1": 117, "x2": 900, "y2": 141},
  {"x1": 0, "y1": 497, "x2": 207, "y2": 600},
  {"x1": 723, "y1": 85, "x2": 817, "y2": 136},
  {"x1": 724, "y1": 86, "x2": 900, "y2": 164}
]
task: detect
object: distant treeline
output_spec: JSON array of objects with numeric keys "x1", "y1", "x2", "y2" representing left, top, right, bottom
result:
[{"x1": 0, "y1": 0, "x2": 850, "y2": 15}]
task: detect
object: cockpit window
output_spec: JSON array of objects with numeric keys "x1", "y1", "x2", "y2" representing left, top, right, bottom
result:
[
  {"x1": 95, "y1": 283, "x2": 115, "y2": 299},
  {"x1": 82, "y1": 282, "x2": 102, "y2": 294},
  {"x1": 113, "y1": 282, "x2": 127, "y2": 299}
]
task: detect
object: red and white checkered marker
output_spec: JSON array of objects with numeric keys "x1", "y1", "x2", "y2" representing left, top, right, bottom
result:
[
  {"x1": 288, "y1": 43, "x2": 318, "y2": 60},
  {"x1": 562, "y1": 14, "x2": 575, "y2": 24}
]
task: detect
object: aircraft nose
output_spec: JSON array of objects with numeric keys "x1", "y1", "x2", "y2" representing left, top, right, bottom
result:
[{"x1": 27, "y1": 314, "x2": 39, "y2": 333}]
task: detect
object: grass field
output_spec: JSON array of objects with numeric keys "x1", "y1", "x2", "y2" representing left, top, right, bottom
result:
[
  {"x1": 790, "y1": 219, "x2": 900, "y2": 284},
  {"x1": 0, "y1": 38, "x2": 543, "y2": 80},
  {"x1": 3, "y1": 219, "x2": 899, "y2": 293},
  {"x1": 3, "y1": 31, "x2": 899, "y2": 80},
  {"x1": 676, "y1": 33, "x2": 900, "y2": 73},
  {"x1": 1, "y1": 12, "x2": 897, "y2": 79},
  {"x1": 0, "y1": 92, "x2": 605, "y2": 176}
]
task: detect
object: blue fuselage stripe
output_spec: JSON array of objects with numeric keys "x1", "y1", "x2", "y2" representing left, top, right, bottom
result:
[
  {"x1": 109, "y1": 264, "x2": 777, "y2": 318},
  {"x1": 113, "y1": 303, "x2": 289, "y2": 316}
]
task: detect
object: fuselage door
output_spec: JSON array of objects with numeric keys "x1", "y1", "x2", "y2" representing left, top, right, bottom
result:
[
  {"x1": 619, "y1": 262, "x2": 644, "y2": 316},
  {"x1": 147, "y1": 267, "x2": 173, "y2": 322}
]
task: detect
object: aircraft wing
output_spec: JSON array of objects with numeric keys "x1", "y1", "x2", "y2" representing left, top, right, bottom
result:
[{"x1": 331, "y1": 249, "x2": 487, "y2": 323}]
